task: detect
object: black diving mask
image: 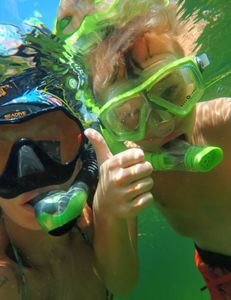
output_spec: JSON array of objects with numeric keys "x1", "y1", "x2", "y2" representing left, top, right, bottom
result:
[{"x1": 0, "y1": 107, "x2": 84, "y2": 199}]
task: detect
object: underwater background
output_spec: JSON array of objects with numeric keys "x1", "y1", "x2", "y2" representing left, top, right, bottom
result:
[{"x1": 0, "y1": 0, "x2": 230, "y2": 299}]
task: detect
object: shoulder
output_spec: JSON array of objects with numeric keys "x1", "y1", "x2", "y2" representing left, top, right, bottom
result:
[
  {"x1": 195, "y1": 98, "x2": 231, "y2": 150},
  {"x1": 195, "y1": 98, "x2": 231, "y2": 135},
  {"x1": 196, "y1": 98, "x2": 231, "y2": 125}
]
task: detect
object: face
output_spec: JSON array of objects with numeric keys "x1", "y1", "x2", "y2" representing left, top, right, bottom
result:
[
  {"x1": 0, "y1": 110, "x2": 84, "y2": 230},
  {"x1": 99, "y1": 32, "x2": 196, "y2": 152}
]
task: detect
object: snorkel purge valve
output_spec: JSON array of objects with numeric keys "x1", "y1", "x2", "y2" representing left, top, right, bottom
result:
[{"x1": 31, "y1": 143, "x2": 98, "y2": 236}]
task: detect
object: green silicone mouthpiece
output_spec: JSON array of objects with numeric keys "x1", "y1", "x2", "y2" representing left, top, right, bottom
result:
[
  {"x1": 184, "y1": 145, "x2": 223, "y2": 172},
  {"x1": 145, "y1": 145, "x2": 223, "y2": 172}
]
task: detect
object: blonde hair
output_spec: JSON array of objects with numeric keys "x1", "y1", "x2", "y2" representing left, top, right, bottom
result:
[
  {"x1": 83, "y1": 1, "x2": 182, "y2": 99},
  {"x1": 73, "y1": 0, "x2": 205, "y2": 101}
]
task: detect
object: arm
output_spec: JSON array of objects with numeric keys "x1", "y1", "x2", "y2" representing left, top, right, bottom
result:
[
  {"x1": 85, "y1": 128, "x2": 153, "y2": 296},
  {"x1": 195, "y1": 98, "x2": 231, "y2": 148}
]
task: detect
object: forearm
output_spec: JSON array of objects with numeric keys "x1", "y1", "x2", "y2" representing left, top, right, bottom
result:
[{"x1": 93, "y1": 212, "x2": 138, "y2": 296}]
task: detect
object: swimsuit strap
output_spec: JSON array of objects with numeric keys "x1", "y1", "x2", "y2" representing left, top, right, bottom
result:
[
  {"x1": 10, "y1": 243, "x2": 29, "y2": 300},
  {"x1": 76, "y1": 223, "x2": 92, "y2": 245}
]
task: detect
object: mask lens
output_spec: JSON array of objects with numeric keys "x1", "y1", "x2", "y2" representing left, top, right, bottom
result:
[
  {"x1": 147, "y1": 66, "x2": 197, "y2": 111},
  {"x1": 102, "y1": 95, "x2": 147, "y2": 140},
  {"x1": 0, "y1": 110, "x2": 83, "y2": 175}
]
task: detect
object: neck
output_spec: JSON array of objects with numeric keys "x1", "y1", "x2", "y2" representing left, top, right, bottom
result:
[{"x1": 3, "y1": 215, "x2": 72, "y2": 268}]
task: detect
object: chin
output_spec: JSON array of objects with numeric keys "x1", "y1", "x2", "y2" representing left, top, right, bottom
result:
[{"x1": 136, "y1": 141, "x2": 162, "y2": 152}]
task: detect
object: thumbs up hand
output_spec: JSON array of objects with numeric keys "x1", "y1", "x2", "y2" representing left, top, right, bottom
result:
[{"x1": 84, "y1": 128, "x2": 154, "y2": 219}]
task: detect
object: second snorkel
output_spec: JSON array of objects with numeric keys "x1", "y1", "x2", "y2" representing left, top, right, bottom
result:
[
  {"x1": 31, "y1": 143, "x2": 98, "y2": 236},
  {"x1": 101, "y1": 127, "x2": 224, "y2": 173}
]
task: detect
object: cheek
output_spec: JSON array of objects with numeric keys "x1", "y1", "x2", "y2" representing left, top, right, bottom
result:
[{"x1": 176, "y1": 110, "x2": 196, "y2": 135}]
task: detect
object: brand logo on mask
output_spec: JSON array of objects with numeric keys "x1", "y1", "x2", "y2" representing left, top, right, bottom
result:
[{"x1": 3, "y1": 110, "x2": 28, "y2": 119}]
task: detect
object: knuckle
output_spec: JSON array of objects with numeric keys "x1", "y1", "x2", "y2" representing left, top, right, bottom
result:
[
  {"x1": 112, "y1": 171, "x2": 127, "y2": 186},
  {"x1": 135, "y1": 192, "x2": 154, "y2": 207},
  {"x1": 146, "y1": 177, "x2": 154, "y2": 188},
  {"x1": 128, "y1": 148, "x2": 145, "y2": 160},
  {"x1": 145, "y1": 161, "x2": 153, "y2": 171}
]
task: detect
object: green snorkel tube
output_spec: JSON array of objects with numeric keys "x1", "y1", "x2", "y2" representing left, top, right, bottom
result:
[{"x1": 102, "y1": 127, "x2": 223, "y2": 172}]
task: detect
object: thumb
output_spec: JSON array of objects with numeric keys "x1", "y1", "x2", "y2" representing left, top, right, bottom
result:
[{"x1": 84, "y1": 128, "x2": 113, "y2": 166}]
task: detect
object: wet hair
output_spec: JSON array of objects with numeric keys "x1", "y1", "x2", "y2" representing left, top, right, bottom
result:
[
  {"x1": 73, "y1": 0, "x2": 205, "y2": 104},
  {"x1": 83, "y1": 1, "x2": 182, "y2": 101}
]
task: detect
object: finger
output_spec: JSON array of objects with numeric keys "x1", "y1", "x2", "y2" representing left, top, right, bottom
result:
[
  {"x1": 111, "y1": 161, "x2": 153, "y2": 186},
  {"x1": 109, "y1": 148, "x2": 146, "y2": 169},
  {"x1": 118, "y1": 192, "x2": 154, "y2": 218},
  {"x1": 126, "y1": 177, "x2": 154, "y2": 199},
  {"x1": 127, "y1": 192, "x2": 154, "y2": 216},
  {"x1": 84, "y1": 128, "x2": 113, "y2": 166}
]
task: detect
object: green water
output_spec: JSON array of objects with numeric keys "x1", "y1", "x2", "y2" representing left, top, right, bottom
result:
[
  {"x1": 116, "y1": 1, "x2": 230, "y2": 299},
  {"x1": 179, "y1": 0, "x2": 231, "y2": 100},
  {"x1": 117, "y1": 207, "x2": 210, "y2": 300}
]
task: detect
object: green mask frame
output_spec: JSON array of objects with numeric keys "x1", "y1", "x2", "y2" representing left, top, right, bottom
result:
[{"x1": 99, "y1": 56, "x2": 206, "y2": 142}]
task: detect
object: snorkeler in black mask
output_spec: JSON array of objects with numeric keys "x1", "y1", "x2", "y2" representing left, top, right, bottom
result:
[{"x1": 0, "y1": 22, "x2": 98, "y2": 236}]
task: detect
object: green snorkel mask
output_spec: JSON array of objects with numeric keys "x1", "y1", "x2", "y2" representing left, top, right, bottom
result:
[
  {"x1": 99, "y1": 56, "x2": 206, "y2": 141},
  {"x1": 99, "y1": 54, "x2": 223, "y2": 172}
]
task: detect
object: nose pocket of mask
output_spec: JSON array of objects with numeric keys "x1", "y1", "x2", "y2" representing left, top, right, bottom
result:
[{"x1": 17, "y1": 145, "x2": 45, "y2": 177}]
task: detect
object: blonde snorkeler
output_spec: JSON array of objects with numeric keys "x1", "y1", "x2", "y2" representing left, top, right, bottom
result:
[{"x1": 57, "y1": 0, "x2": 231, "y2": 299}]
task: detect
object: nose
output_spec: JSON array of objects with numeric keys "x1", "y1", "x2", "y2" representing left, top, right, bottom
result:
[
  {"x1": 147, "y1": 109, "x2": 175, "y2": 137},
  {"x1": 17, "y1": 145, "x2": 45, "y2": 177}
]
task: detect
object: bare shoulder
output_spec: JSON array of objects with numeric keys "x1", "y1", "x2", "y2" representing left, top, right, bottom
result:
[
  {"x1": 196, "y1": 98, "x2": 231, "y2": 125},
  {"x1": 196, "y1": 97, "x2": 231, "y2": 150}
]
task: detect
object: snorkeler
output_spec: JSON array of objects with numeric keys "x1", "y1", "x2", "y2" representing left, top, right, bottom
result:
[
  {"x1": 0, "y1": 21, "x2": 153, "y2": 299},
  {"x1": 56, "y1": 0, "x2": 231, "y2": 299}
]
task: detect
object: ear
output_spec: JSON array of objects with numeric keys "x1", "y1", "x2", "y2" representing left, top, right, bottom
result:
[{"x1": 77, "y1": 203, "x2": 93, "y2": 229}]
